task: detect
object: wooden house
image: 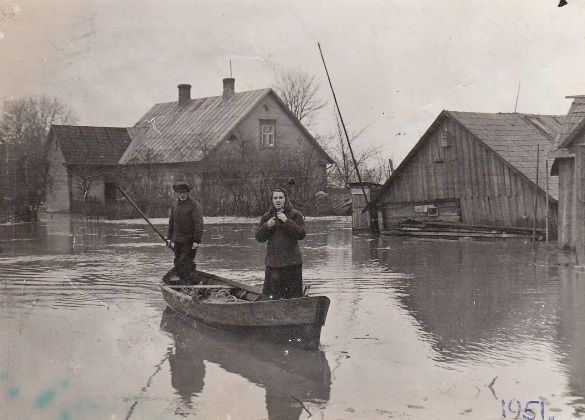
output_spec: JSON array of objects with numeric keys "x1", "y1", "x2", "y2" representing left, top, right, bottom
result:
[
  {"x1": 369, "y1": 111, "x2": 563, "y2": 235},
  {"x1": 45, "y1": 126, "x2": 132, "y2": 213},
  {"x1": 119, "y1": 78, "x2": 333, "y2": 215},
  {"x1": 45, "y1": 78, "x2": 333, "y2": 217},
  {"x1": 550, "y1": 96, "x2": 585, "y2": 262}
]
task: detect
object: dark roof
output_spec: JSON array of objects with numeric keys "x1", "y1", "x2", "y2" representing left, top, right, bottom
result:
[
  {"x1": 120, "y1": 88, "x2": 333, "y2": 165},
  {"x1": 370, "y1": 111, "x2": 562, "y2": 207},
  {"x1": 555, "y1": 96, "x2": 585, "y2": 150},
  {"x1": 49, "y1": 125, "x2": 132, "y2": 165}
]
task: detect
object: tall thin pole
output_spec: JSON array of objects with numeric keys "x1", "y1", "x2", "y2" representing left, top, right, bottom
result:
[
  {"x1": 514, "y1": 81, "x2": 521, "y2": 113},
  {"x1": 545, "y1": 159, "x2": 550, "y2": 244},
  {"x1": 317, "y1": 43, "x2": 369, "y2": 205},
  {"x1": 532, "y1": 144, "x2": 540, "y2": 250}
]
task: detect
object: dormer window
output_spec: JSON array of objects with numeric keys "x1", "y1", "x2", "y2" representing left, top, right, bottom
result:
[{"x1": 260, "y1": 120, "x2": 276, "y2": 148}]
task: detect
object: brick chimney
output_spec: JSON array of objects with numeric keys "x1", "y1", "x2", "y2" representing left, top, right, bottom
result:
[
  {"x1": 178, "y1": 84, "x2": 191, "y2": 106},
  {"x1": 223, "y1": 78, "x2": 235, "y2": 100}
]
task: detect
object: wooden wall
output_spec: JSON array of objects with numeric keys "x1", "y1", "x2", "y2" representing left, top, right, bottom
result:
[
  {"x1": 381, "y1": 198, "x2": 461, "y2": 228},
  {"x1": 557, "y1": 159, "x2": 575, "y2": 249},
  {"x1": 572, "y1": 144, "x2": 585, "y2": 267},
  {"x1": 379, "y1": 117, "x2": 557, "y2": 231},
  {"x1": 212, "y1": 93, "x2": 329, "y2": 191}
]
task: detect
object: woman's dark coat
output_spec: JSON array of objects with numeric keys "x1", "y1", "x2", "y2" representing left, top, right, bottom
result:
[{"x1": 255, "y1": 205, "x2": 306, "y2": 268}]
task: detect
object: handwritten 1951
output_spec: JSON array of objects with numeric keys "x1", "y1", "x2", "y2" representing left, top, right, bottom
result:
[{"x1": 501, "y1": 398, "x2": 556, "y2": 420}]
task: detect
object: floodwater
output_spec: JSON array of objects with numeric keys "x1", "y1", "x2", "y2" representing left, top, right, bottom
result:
[{"x1": 1, "y1": 214, "x2": 584, "y2": 420}]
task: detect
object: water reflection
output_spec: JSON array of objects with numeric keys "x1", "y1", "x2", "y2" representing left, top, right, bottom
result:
[
  {"x1": 349, "y1": 237, "x2": 561, "y2": 364},
  {"x1": 4, "y1": 214, "x2": 585, "y2": 418},
  {"x1": 556, "y1": 267, "x2": 585, "y2": 417},
  {"x1": 160, "y1": 308, "x2": 331, "y2": 419}
]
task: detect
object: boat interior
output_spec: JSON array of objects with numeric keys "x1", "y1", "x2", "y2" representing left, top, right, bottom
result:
[{"x1": 162, "y1": 269, "x2": 262, "y2": 303}]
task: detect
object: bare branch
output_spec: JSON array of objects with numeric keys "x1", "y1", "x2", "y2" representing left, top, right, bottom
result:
[{"x1": 273, "y1": 69, "x2": 328, "y2": 126}]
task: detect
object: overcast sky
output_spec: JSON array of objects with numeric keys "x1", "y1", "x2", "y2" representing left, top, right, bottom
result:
[{"x1": 1, "y1": 0, "x2": 585, "y2": 164}]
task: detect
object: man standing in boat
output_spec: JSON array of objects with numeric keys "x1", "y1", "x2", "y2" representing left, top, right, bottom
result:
[
  {"x1": 167, "y1": 181, "x2": 204, "y2": 282},
  {"x1": 255, "y1": 187, "x2": 306, "y2": 300}
]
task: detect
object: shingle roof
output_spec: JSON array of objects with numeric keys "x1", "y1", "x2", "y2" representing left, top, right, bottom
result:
[
  {"x1": 556, "y1": 96, "x2": 585, "y2": 149},
  {"x1": 448, "y1": 111, "x2": 562, "y2": 200},
  {"x1": 49, "y1": 125, "x2": 132, "y2": 165},
  {"x1": 119, "y1": 89, "x2": 272, "y2": 164}
]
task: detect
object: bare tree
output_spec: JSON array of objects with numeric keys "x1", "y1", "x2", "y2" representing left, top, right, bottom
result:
[
  {"x1": 361, "y1": 156, "x2": 394, "y2": 185},
  {"x1": 320, "y1": 114, "x2": 380, "y2": 188},
  {"x1": 273, "y1": 69, "x2": 328, "y2": 126},
  {"x1": 0, "y1": 96, "x2": 77, "y2": 221},
  {"x1": 199, "y1": 129, "x2": 325, "y2": 215}
]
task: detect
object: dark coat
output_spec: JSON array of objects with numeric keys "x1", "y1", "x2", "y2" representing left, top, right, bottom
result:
[
  {"x1": 255, "y1": 205, "x2": 306, "y2": 268},
  {"x1": 167, "y1": 197, "x2": 204, "y2": 244}
]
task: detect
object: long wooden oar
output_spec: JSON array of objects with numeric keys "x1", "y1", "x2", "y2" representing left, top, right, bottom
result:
[{"x1": 116, "y1": 185, "x2": 175, "y2": 252}]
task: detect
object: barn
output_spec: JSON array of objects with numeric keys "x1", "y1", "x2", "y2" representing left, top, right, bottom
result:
[{"x1": 369, "y1": 111, "x2": 562, "y2": 236}]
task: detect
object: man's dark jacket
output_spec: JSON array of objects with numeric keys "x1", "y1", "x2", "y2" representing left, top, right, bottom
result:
[
  {"x1": 255, "y1": 206, "x2": 306, "y2": 268},
  {"x1": 167, "y1": 197, "x2": 204, "y2": 244}
]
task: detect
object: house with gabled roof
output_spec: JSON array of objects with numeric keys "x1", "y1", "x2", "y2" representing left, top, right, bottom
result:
[
  {"x1": 46, "y1": 78, "x2": 333, "y2": 216},
  {"x1": 550, "y1": 95, "x2": 585, "y2": 260},
  {"x1": 45, "y1": 125, "x2": 132, "y2": 213},
  {"x1": 118, "y1": 78, "x2": 333, "y2": 215},
  {"x1": 368, "y1": 110, "x2": 563, "y2": 234}
]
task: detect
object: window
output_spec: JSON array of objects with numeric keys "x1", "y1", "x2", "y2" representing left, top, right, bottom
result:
[
  {"x1": 260, "y1": 120, "x2": 276, "y2": 147},
  {"x1": 440, "y1": 129, "x2": 450, "y2": 147}
]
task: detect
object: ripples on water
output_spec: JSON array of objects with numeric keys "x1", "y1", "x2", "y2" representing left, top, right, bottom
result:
[{"x1": 1, "y1": 215, "x2": 585, "y2": 419}]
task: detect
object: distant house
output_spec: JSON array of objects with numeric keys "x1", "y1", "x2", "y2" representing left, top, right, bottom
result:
[
  {"x1": 369, "y1": 111, "x2": 562, "y2": 233},
  {"x1": 119, "y1": 78, "x2": 333, "y2": 215},
  {"x1": 550, "y1": 95, "x2": 585, "y2": 260},
  {"x1": 46, "y1": 78, "x2": 333, "y2": 216},
  {"x1": 45, "y1": 126, "x2": 132, "y2": 213}
]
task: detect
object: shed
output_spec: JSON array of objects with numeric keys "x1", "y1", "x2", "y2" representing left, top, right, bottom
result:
[
  {"x1": 45, "y1": 126, "x2": 131, "y2": 213},
  {"x1": 349, "y1": 182, "x2": 382, "y2": 230},
  {"x1": 370, "y1": 111, "x2": 562, "y2": 235},
  {"x1": 550, "y1": 95, "x2": 585, "y2": 262}
]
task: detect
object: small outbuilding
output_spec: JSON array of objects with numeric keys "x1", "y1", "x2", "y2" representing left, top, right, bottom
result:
[
  {"x1": 369, "y1": 111, "x2": 562, "y2": 235},
  {"x1": 550, "y1": 95, "x2": 585, "y2": 262},
  {"x1": 45, "y1": 126, "x2": 132, "y2": 213}
]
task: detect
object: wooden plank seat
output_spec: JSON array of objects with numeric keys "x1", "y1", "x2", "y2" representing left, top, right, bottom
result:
[{"x1": 167, "y1": 284, "x2": 236, "y2": 289}]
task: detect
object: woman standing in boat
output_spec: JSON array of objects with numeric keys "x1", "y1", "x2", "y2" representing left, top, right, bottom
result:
[{"x1": 255, "y1": 187, "x2": 306, "y2": 300}]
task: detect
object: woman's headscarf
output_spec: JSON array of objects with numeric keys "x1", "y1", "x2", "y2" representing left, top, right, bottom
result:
[{"x1": 269, "y1": 187, "x2": 292, "y2": 214}]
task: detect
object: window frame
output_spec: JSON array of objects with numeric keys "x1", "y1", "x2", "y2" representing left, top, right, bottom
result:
[{"x1": 260, "y1": 120, "x2": 277, "y2": 148}]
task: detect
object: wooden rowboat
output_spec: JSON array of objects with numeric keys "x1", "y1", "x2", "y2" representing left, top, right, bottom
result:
[{"x1": 160, "y1": 269, "x2": 330, "y2": 349}]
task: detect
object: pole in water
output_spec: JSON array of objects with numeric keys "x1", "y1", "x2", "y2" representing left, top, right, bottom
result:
[
  {"x1": 116, "y1": 184, "x2": 174, "y2": 252},
  {"x1": 532, "y1": 144, "x2": 540, "y2": 251},
  {"x1": 545, "y1": 158, "x2": 550, "y2": 244},
  {"x1": 317, "y1": 42, "x2": 378, "y2": 234}
]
